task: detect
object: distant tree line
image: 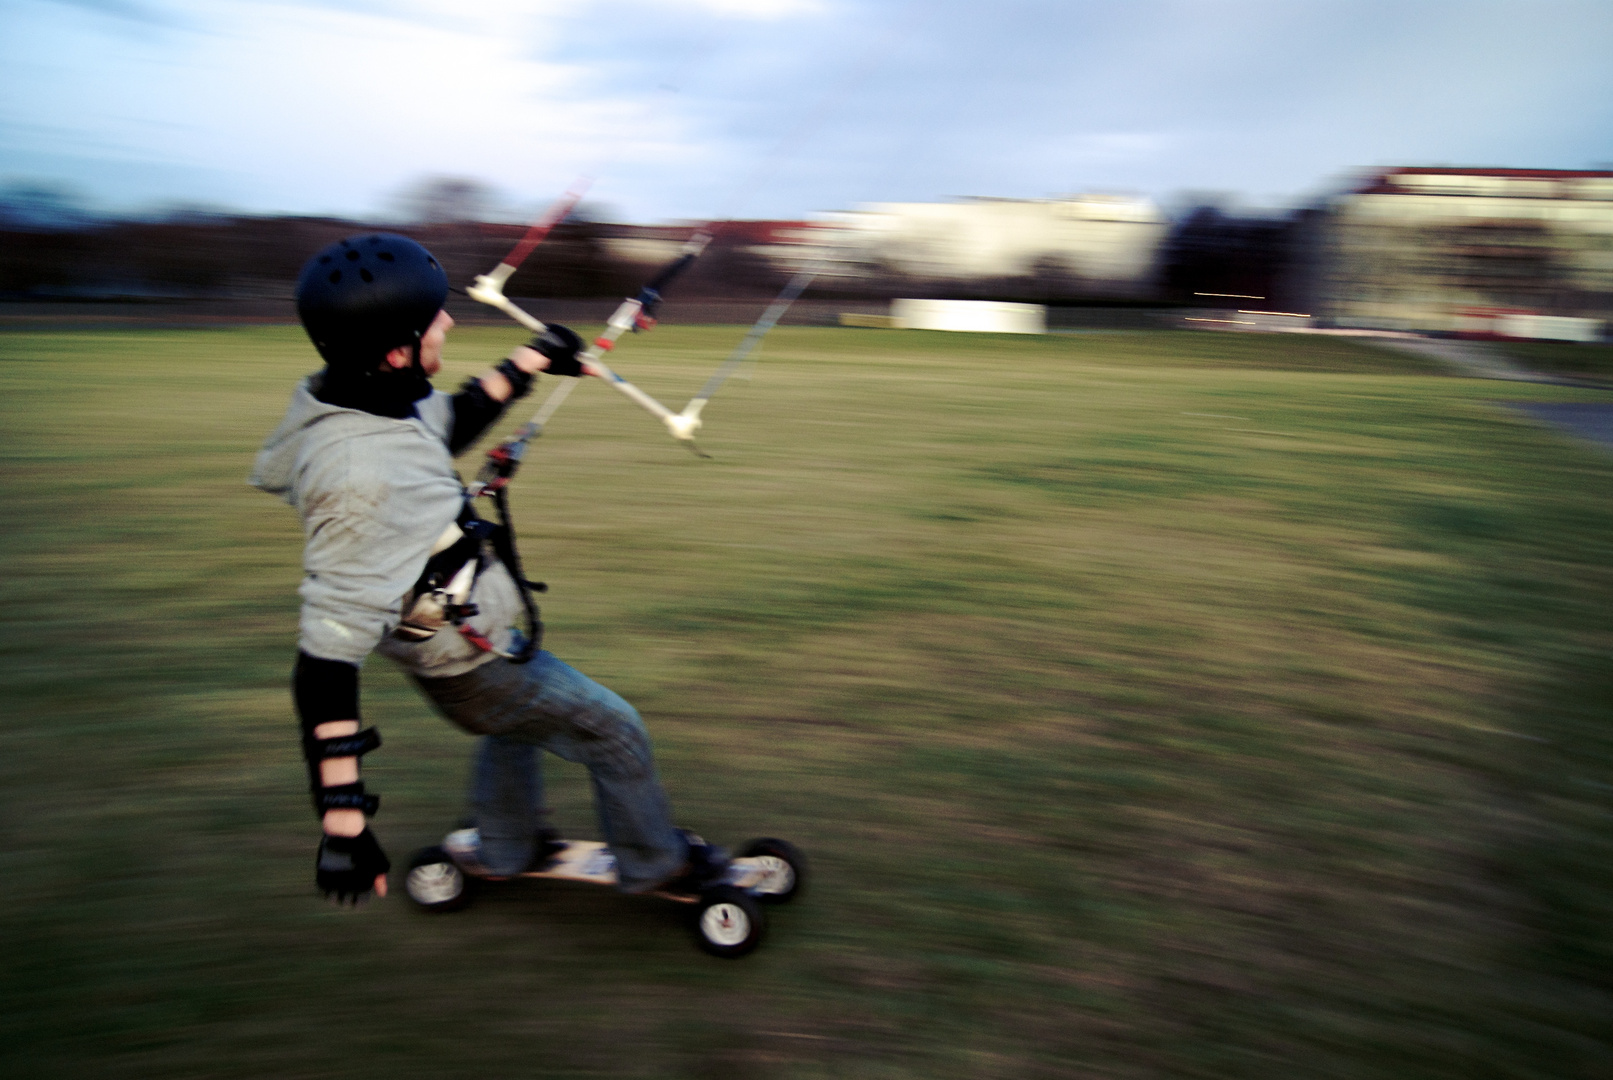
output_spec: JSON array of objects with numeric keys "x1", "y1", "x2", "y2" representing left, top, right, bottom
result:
[
  {"x1": 0, "y1": 216, "x2": 817, "y2": 303},
  {"x1": 0, "y1": 180, "x2": 1311, "y2": 308},
  {"x1": 1158, "y1": 204, "x2": 1319, "y2": 311},
  {"x1": 0, "y1": 213, "x2": 621, "y2": 300}
]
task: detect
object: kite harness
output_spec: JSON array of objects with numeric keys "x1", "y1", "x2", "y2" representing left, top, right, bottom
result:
[{"x1": 393, "y1": 494, "x2": 545, "y2": 664}]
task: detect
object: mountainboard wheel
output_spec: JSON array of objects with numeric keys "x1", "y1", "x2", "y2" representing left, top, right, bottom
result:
[
  {"x1": 693, "y1": 886, "x2": 764, "y2": 958},
  {"x1": 738, "y1": 838, "x2": 806, "y2": 905},
  {"x1": 405, "y1": 845, "x2": 473, "y2": 912}
]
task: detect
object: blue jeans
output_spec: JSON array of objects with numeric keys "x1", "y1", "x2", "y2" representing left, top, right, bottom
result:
[{"x1": 411, "y1": 651, "x2": 685, "y2": 892}]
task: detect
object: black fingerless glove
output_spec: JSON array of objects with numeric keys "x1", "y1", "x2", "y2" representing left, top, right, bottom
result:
[
  {"x1": 529, "y1": 323, "x2": 585, "y2": 378},
  {"x1": 316, "y1": 828, "x2": 391, "y2": 904}
]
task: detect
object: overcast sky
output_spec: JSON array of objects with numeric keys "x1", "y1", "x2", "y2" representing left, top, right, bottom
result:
[{"x1": 4, "y1": 0, "x2": 1612, "y2": 222}]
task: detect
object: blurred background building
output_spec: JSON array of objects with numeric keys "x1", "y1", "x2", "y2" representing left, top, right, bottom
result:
[
  {"x1": 795, "y1": 194, "x2": 1168, "y2": 302},
  {"x1": 1298, "y1": 167, "x2": 1613, "y2": 339},
  {"x1": 3, "y1": 168, "x2": 1610, "y2": 341}
]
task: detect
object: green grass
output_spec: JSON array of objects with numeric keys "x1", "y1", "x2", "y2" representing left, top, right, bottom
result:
[
  {"x1": 1495, "y1": 339, "x2": 1613, "y2": 379},
  {"x1": 2, "y1": 324, "x2": 1612, "y2": 1078}
]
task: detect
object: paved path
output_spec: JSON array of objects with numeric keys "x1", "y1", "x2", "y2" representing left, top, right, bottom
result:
[
  {"x1": 1360, "y1": 336, "x2": 1613, "y2": 451},
  {"x1": 1366, "y1": 337, "x2": 1570, "y2": 384},
  {"x1": 1503, "y1": 403, "x2": 1613, "y2": 451}
]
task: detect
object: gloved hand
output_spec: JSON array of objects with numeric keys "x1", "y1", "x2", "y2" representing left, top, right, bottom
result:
[
  {"x1": 529, "y1": 323, "x2": 585, "y2": 378},
  {"x1": 316, "y1": 828, "x2": 391, "y2": 904}
]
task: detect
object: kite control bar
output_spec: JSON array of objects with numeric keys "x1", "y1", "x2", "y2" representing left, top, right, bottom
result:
[
  {"x1": 467, "y1": 231, "x2": 714, "y2": 493},
  {"x1": 465, "y1": 179, "x2": 833, "y2": 475},
  {"x1": 466, "y1": 176, "x2": 592, "y2": 315},
  {"x1": 470, "y1": 230, "x2": 709, "y2": 444}
]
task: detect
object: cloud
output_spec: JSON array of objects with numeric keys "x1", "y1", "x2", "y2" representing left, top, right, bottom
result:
[
  {"x1": 670, "y1": 0, "x2": 827, "y2": 17},
  {"x1": 5, "y1": 0, "x2": 1613, "y2": 220}
]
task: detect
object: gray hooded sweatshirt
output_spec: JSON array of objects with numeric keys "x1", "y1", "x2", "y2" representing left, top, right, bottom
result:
[{"x1": 250, "y1": 376, "x2": 525, "y2": 678}]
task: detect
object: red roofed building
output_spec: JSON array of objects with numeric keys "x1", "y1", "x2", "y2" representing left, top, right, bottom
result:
[{"x1": 1303, "y1": 167, "x2": 1613, "y2": 339}]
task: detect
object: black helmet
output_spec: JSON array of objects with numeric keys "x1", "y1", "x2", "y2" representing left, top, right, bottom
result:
[{"x1": 296, "y1": 233, "x2": 448, "y2": 367}]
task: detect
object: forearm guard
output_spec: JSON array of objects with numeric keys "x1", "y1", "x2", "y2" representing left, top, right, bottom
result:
[
  {"x1": 449, "y1": 378, "x2": 508, "y2": 455},
  {"x1": 293, "y1": 651, "x2": 382, "y2": 817},
  {"x1": 494, "y1": 358, "x2": 534, "y2": 398}
]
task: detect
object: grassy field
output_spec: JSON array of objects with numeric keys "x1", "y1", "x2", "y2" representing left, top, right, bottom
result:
[
  {"x1": 1495, "y1": 339, "x2": 1613, "y2": 380},
  {"x1": 3, "y1": 324, "x2": 1612, "y2": 1079}
]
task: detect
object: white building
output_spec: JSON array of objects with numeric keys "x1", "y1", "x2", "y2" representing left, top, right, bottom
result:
[
  {"x1": 794, "y1": 194, "x2": 1168, "y2": 299},
  {"x1": 1307, "y1": 168, "x2": 1613, "y2": 337}
]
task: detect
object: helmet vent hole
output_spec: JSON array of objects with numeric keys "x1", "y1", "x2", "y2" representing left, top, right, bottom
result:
[
  {"x1": 359, "y1": 268, "x2": 374, "y2": 283},
  {"x1": 346, "y1": 250, "x2": 360, "y2": 262},
  {"x1": 427, "y1": 257, "x2": 439, "y2": 269},
  {"x1": 377, "y1": 251, "x2": 395, "y2": 262},
  {"x1": 328, "y1": 270, "x2": 341, "y2": 284}
]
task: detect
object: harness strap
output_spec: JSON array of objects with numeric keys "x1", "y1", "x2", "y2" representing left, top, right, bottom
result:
[
  {"x1": 486, "y1": 486, "x2": 542, "y2": 663},
  {"x1": 399, "y1": 489, "x2": 545, "y2": 664},
  {"x1": 410, "y1": 492, "x2": 545, "y2": 664}
]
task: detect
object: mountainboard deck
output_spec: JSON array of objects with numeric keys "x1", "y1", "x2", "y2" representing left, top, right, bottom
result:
[{"x1": 441, "y1": 830, "x2": 775, "y2": 898}]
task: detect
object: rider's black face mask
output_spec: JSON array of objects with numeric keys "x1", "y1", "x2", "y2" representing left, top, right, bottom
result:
[{"x1": 314, "y1": 344, "x2": 432, "y2": 419}]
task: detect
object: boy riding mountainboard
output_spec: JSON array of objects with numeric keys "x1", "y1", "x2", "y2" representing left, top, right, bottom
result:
[{"x1": 251, "y1": 233, "x2": 801, "y2": 956}]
